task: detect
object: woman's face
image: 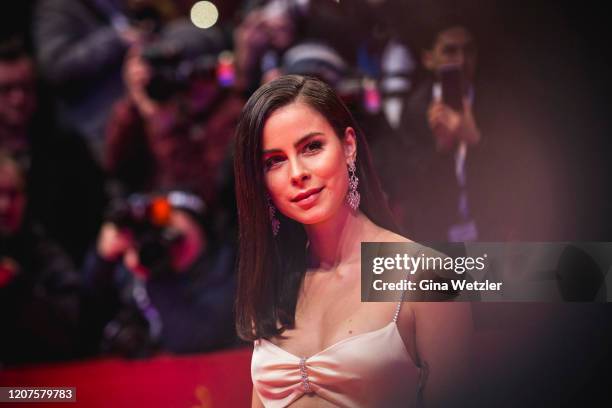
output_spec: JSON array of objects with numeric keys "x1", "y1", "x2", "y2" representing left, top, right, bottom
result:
[{"x1": 262, "y1": 101, "x2": 356, "y2": 225}]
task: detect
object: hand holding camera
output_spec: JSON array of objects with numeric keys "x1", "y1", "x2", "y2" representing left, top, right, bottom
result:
[
  {"x1": 428, "y1": 100, "x2": 462, "y2": 151},
  {"x1": 98, "y1": 192, "x2": 207, "y2": 279},
  {"x1": 428, "y1": 64, "x2": 481, "y2": 151},
  {"x1": 428, "y1": 99, "x2": 481, "y2": 152},
  {"x1": 123, "y1": 47, "x2": 159, "y2": 118},
  {"x1": 97, "y1": 222, "x2": 134, "y2": 262},
  {"x1": 97, "y1": 222, "x2": 153, "y2": 279}
]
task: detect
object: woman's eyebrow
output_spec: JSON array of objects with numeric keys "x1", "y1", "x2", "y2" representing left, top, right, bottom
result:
[{"x1": 262, "y1": 132, "x2": 324, "y2": 155}]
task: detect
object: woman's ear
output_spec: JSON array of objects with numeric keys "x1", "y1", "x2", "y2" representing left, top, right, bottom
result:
[{"x1": 343, "y1": 127, "x2": 357, "y2": 163}]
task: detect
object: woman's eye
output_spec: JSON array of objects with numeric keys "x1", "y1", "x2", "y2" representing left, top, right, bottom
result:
[
  {"x1": 264, "y1": 156, "x2": 284, "y2": 170},
  {"x1": 303, "y1": 140, "x2": 323, "y2": 154}
]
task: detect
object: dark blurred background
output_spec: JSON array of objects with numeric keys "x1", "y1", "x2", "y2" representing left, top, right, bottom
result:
[{"x1": 0, "y1": 0, "x2": 610, "y2": 406}]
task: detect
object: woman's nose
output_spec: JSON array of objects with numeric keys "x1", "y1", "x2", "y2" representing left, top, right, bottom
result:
[{"x1": 289, "y1": 159, "x2": 310, "y2": 187}]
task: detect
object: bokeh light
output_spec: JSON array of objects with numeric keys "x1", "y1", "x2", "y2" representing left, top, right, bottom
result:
[{"x1": 190, "y1": 1, "x2": 219, "y2": 29}]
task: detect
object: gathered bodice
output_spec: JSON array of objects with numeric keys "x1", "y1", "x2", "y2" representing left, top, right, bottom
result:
[{"x1": 251, "y1": 302, "x2": 424, "y2": 407}]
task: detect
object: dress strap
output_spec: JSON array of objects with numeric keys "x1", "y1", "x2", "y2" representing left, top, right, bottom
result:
[
  {"x1": 393, "y1": 269, "x2": 411, "y2": 323},
  {"x1": 392, "y1": 300, "x2": 403, "y2": 323},
  {"x1": 393, "y1": 284, "x2": 409, "y2": 323}
]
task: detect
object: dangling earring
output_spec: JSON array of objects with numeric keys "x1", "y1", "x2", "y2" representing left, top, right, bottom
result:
[
  {"x1": 267, "y1": 196, "x2": 280, "y2": 236},
  {"x1": 346, "y1": 161, "x2": 360, "y2": 211}
]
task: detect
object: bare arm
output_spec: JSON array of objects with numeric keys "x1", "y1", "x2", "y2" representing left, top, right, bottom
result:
[{"x1": 412, "y1": 302, "x2": 473, "y2": 407}]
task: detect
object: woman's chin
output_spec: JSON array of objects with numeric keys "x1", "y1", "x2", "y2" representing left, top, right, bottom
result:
[
  {"x1": 284, "y1": 207, "x2": 329, "y2": 226},
  {"x1": 282, "y1": 198, "x2": 350, "y2": 226}
]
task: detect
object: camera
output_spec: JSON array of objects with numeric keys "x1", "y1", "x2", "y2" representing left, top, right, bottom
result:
[
  {"x1": 141, "y1": 44, "x2": 218, "y2": 102},
  {"x1": 101, "y1": 191, "x2": 205, "y2": 357},
  {"x1": 105, "y1": 193, "x2": 183, "y2": 273}
]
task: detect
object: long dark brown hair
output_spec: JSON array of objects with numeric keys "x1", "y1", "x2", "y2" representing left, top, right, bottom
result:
[{"x1": 234, "y1": 75, "x2": 397, "y2": 341}]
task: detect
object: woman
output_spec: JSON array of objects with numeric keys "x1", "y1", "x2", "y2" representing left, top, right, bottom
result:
[{"x1": 234, "y1": 75, "x2": 471, "y2": 407}]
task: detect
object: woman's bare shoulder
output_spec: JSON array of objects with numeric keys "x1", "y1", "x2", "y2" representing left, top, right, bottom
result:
[
  {"x1": 373, "y1": 227, "x2": 413, "y2": 243},
  {"x1": 370, "y1": 227, "x2": 445, "y2": 258}
]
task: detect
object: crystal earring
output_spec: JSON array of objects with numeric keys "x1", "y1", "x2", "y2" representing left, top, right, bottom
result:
[
  {"x1": 346, "y1": 161, "x2": 360, "y2": 210},
  {"x1": 267, "y1": 196, "x2": 280, "y2": 236}
]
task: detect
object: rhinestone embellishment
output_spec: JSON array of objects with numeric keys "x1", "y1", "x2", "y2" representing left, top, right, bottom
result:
[
  {"x1": 299, "y1": 357, "x2": 313, "y2": 393},
  {"x1": 346, "y1": 161, "x2": 360, "y2": 210}
]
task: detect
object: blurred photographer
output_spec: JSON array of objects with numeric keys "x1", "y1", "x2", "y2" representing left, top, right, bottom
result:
[
  {"x1": 373, "y1": 12, "x2": 488, "y2": 242},
  {"x1": 234, "y1": 0, "x2": 301, "y2": 93},
  {"x1": 82, "y1": 190, "x2": 236, "y2": 358},
  {"x1": 105, "y1": 20, "x2": 242, "y2": 217},
  {"x1": 0, "y1": 36, "x2": 105, "y2": 264},
  {"x1": 33, "y1": 0, "x2": 175, "y2": 162},
  {"x1": 235, "y1": 0, "x2": 360, "y2": 93},
  {"x1": 0, "y1": 152, "x2": 81, "y2": 366}
]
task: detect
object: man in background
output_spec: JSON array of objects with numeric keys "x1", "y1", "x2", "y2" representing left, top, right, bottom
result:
[
  {"x1": 0, "y1": 153, "x2": 81, "y2": 366},
  {"x1": 377, "y1": 16, "x2": 484, "y2": 242},
  {"x1": 82, "y1": 190, "x2": 236, "y2": 357},
  {"x1": 0, "y1": 37, "x2": 105, "y2": 263}
]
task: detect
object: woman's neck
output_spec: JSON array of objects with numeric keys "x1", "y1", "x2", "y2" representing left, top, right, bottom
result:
[{"x1": 305, "y1": 205, "x2": 373, "y2": 270}]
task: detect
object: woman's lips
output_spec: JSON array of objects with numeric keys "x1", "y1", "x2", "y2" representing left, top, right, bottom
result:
[{"x1": 291, "y1": 187, "x2": 324, "y2": 208}]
